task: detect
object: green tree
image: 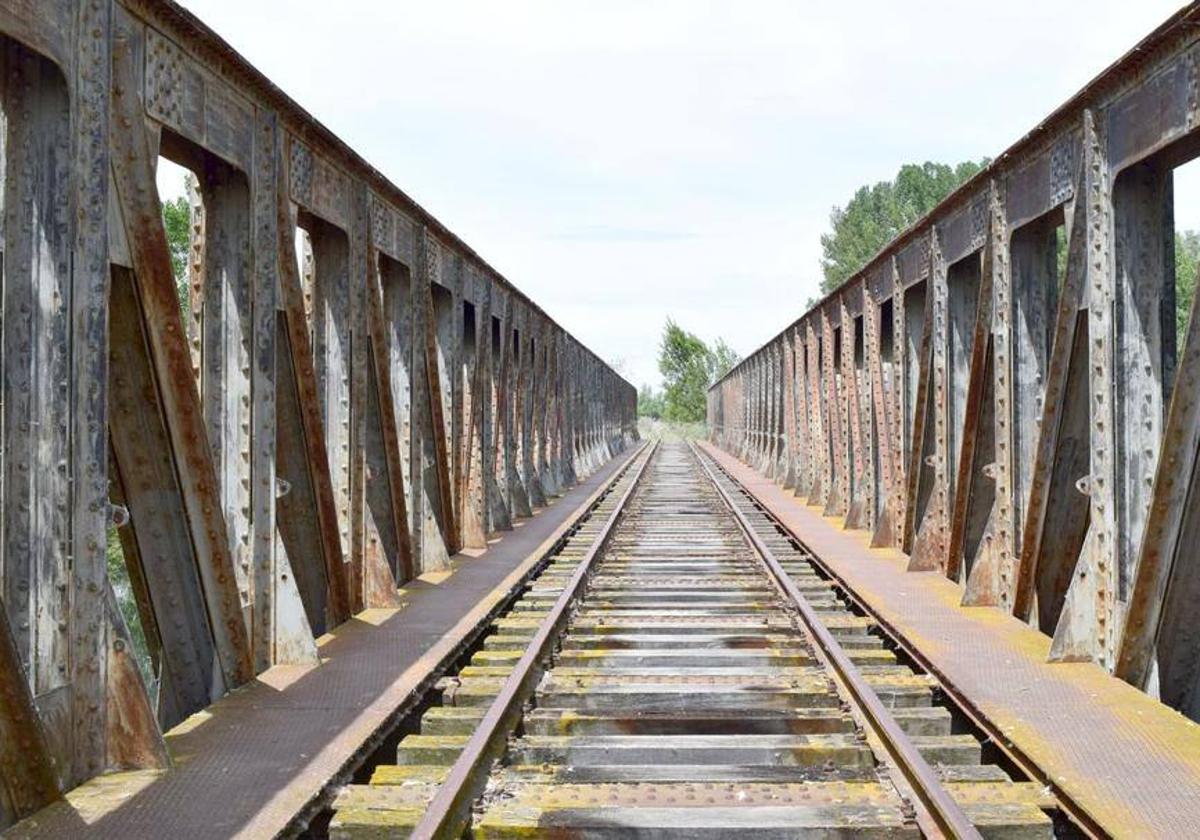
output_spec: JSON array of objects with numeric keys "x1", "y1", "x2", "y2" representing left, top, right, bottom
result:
[
  {"x1": 710, "y1": 338, "x2": 740, "y2": 382},
  {"x1": 659, "y1": 320, "x2": 710, "y2": 422},
  {"x1": 819, "y1": 159, "x2": 989, "y2": 293},
  {"x1": 657, "y1": 320, "x2": 741, "y2": 423},
  {"x1": 637, "y1": 384, "x2": 665, "y2": 419},
  {"x1": 162, "y1": 188, "x2": 192, "y2": 320},
  {"x1": 1177, "y1": 230, "x2": 1199, "y2": 352}
]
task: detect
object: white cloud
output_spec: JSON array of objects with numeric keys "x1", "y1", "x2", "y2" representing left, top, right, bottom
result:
[{"x1": 178, "y1": 0, "x2": 1188, "y2": 386}]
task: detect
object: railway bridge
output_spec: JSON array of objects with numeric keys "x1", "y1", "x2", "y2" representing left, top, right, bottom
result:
[{"x1": 2, "y1": 1, "x2": 1200, "y2": 838}]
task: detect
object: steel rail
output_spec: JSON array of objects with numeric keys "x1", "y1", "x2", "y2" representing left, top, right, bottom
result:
[
  {"x1": 697, "y1": 446, "x2": 1102, "y2": 840},
  {"x1": 690, "y1": 443, "x2": 982, "y2": 840},
  {"x1": 409, "y1": 439, "x2": 657, "y2": 840}
]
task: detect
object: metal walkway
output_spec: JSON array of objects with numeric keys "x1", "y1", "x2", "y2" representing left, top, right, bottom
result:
[{"x1": 700, "y1": 441, "x2": 1200, "y2": 838}]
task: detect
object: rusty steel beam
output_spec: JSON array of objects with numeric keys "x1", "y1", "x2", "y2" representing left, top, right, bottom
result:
[
  {"x1": 110, "y1": 33, "x2": 254, "y2": 687},
  {"x1": 363, "y1": 200, "x2": 414, "y2": 591},
  {"x1": 0, "y1": 605, "x2": 59, "y2": 825},
  {"x1": 707, "y1": 4, "x2": 1200, "y2": 724},
  {"x1": 278, "y1": 177, "x2": 354, "y2": 628}
]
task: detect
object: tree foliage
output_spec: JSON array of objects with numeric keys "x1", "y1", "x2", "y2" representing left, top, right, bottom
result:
[
  {"x1": 1177, "y1": 230, "x2": 1199, "y2": 352},
  {"x1": 637, "y1": 384, "x2": 665, "y2": 419},
  {"x1": 710, "y1": 338, "x2": 740, "y2": 382},
  {"x1": 162, "y1": 185, "x2": 193, "y2": 320},
  {"x1": 655, "y1": 319, "x2": 741, "y2": 423},
  {"x1": 820, "y1": 160, "x2": 989, "y2": 294}
]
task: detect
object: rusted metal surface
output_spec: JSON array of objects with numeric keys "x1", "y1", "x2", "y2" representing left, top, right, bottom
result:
[
  {"x1": 109, "y1": 31, "x2": 254, "y2": 686},
  {"x1": 0, "y1": 0, "x2": 635, "y2": 826},
  {"x1": 708, "y1": 3, "x2": 1200, "y2": 725},
  {"x1": 0, "y1": 605, "x2": 60, "y2": 825},
  {"x1": 278, "y1": 189, "x2": 352, "y2": 628},
  {"x1": 364, "y1": 248, "x2": 415, "y2": 583},
  {"x1": 107, "y1": 265, "x2": 225, "y2": 729}
]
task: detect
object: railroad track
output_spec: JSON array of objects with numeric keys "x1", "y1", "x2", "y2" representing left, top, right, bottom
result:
[{"x1": 330, "y1": 442, "x2": 1057, "y2": 838}]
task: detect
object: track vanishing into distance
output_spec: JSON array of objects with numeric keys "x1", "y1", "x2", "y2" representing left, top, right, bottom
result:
[
  {"x1": 6, "y1": 5, "x2": 1200, "y2": 837},
  {"x1": 330, "y1": 443, "x2": 1061, "y2": 838}
]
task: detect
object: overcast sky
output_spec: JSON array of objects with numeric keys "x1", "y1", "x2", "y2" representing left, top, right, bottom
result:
[{"x1": 171, "y1": 0, "x2": 1193, "y2": 388}]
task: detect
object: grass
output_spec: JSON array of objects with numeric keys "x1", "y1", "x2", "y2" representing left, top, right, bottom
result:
[{"x1": 638, "y1": 417, "x2": 708, "y2": 442}]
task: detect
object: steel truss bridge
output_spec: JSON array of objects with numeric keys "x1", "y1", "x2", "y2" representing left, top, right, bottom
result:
[{"x1": 2, "y1": 2, "x2": 1200, "y2": 838}]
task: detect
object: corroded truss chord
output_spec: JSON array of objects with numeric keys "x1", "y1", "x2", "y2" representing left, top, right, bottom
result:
[
  {"x1": 709, "y1": 5, "x2": 1200, "y2": 725},
  {"x1": 0, "y1": 1, "x2": 635, "y2": 823}
]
